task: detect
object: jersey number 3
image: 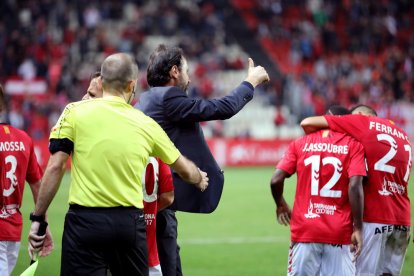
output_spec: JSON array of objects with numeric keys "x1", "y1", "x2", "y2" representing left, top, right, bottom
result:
[{"x1": 3, "y1": 155, "x2": 18, "y2": 196}]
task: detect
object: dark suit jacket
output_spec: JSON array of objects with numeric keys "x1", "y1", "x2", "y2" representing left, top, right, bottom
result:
[{"x1": 136, "y1": 81, "x2": 254, "y2": 213}]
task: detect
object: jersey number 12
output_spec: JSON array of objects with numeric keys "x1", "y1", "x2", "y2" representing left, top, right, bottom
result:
[{"x1": 304, "y1": 155, "x2": 342, "y2": 198}]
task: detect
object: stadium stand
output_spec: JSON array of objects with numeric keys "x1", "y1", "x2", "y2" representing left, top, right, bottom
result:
[
  {"x1": 0, "y1": 0, "x2": 413, "y2": 141},
  {"x1": 232, "y1": 0, "x2": 414, "y2": 125}
]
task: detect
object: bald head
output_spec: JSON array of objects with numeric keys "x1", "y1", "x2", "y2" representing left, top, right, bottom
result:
[
  {"x1": 101, "y1": 53, "x2": 138, "y2": 93},
  {"x1": 350, "y1": 104, "x2": 377, "y2": 116}
]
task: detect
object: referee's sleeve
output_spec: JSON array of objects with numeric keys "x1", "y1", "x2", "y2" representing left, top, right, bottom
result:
[
  {"x1": 49, "y1": 103, "x2": 75, "y2": 153},
  {"x1": 49, "y1": 103, "x2": 74, "y2": 142}
]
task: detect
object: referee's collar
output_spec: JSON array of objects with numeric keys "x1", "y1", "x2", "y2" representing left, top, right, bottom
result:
[{"x1": 103, "y1": 95, "x2": 129, "y2": 104}]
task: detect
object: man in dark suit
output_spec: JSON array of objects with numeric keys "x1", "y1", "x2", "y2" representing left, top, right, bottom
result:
[{"x1": 136, "y1": 44, "x2": 269, "y2": 276}]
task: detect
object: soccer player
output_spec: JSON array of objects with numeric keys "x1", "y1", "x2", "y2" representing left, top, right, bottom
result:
[
  {"x1": 144, "y1": 157, "x2": 174, "y2": 276},
  {"x1": 270, "y1": 106, "x2": 365, "y2": 275},
  {"x1": 27, "y1": 53, "x2": 208, "y2": 275},
  {"x1": 82, "y1": 72, "x2": 103, "y2": 100},
  {"x1": 301, "y1": 104, "x2": 412, "y2": 275},
  {"x1": 137, "y1": 44, "x2": 269, "y2": 276},
  {"x1": 0, "y1": 84, "x2": 53, "y2": 275}
]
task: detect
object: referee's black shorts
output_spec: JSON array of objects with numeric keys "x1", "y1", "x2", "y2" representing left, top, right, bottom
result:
[{"x1": 61, "y1": 205, "x2": 148, "y2": 276}]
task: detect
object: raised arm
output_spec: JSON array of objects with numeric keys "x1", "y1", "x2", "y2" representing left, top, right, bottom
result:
[
  {"x1": 164, "y1": 58, "x2": 269, "y2": 122},
  {"x1": 300, "y1": 116, "x2": 329, "y2": 134},
  {"x1": 244, "y1": 58, "x2": 270, "y2": 87}
]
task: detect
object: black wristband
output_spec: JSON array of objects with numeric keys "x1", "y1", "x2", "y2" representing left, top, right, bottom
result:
[{"x1": 30, "y1": 212, "x2": 45, "y2": 222}]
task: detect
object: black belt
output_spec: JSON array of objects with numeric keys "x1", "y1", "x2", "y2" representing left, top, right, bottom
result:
[{"x1": 69, "y1": 204, "x2": 142, "y2": 211}]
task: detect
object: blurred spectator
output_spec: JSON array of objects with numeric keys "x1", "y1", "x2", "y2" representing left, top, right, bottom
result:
[
  {"x1": 1, "y1": 0, "x2": 414, "y2": 139},
  {"x1": 18, "y1": 58, "x2": 36, "y2": 80},
  {"x1": 0, "y1": 0, "x2": 249, "y2": 138},
  {"x1": 244, "y1": 0, "x2": 414, "y2": 127}
]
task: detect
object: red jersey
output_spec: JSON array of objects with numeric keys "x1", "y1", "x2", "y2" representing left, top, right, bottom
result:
[
  {"x1": 0, "y1": 124, "x2": 43, "y2": 241},
  {"x1": 277, "y1": 130, "x2": 366, "y2": 244},
  {"x1": 325, "y1": 114, "x2": 412, "y2": 225},
  {"x1": 143, "y1": 157, "x2": 174, "y2": 267}
]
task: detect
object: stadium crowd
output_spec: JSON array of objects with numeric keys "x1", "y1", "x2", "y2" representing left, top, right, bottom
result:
[
  {"x1": 1, "y1": 0, "x2": 414, "y2": 139},
  {"x1": 0, "y1": 0, "x2": 246, "y2": 140},
  {"x1": 239, "y1": 0, "x2": 414, "y2": 124}
]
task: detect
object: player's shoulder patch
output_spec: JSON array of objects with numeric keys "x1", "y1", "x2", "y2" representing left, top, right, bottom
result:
[
  {"x1": 322, "y1": 130, "x2": 330, "y2": 138},
  {"x1": 2, "y1": 125, "x2": 10, "y2": 134}
]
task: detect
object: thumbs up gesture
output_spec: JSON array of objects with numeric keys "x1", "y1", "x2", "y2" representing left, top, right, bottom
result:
[{"x1": 244, "y1": 58, "x2": 270, "y2": 88}]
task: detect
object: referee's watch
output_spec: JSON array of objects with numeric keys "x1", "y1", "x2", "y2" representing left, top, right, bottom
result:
[{"x1": 29, "y1": 212, "x2": 45, "y2": 222}]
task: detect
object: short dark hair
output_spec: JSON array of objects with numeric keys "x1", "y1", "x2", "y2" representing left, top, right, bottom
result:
[
  {"x1": 147, "y1": 44, "x2": 184, "y2": 87},
  {"x1": 326, "y1": 105, "x2": 350, "y2": 115},
  {"x1": 350, "y1": 104, "x2": 377, "y2": 116},
  {"x1": 90, "y1": 71, "x2": 101, "y2": 80}
]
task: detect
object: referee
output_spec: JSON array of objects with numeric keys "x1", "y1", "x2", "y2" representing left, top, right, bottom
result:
[{"x1": 27, "y1": 53, "x2": 208, "y2": 276}]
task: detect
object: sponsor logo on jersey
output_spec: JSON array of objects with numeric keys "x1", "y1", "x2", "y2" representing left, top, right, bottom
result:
[
  {"x1": 304, "y1": 200, "x2": 320, "y2": 218},
  {"x1": 0, "y1": 204, "x2": 19, "y2": 219},
  {"x1": 145, "y1": 213, "x2": 155, "y2": 225},
  {"x1": 378, "y1": 177, "x2": 405, "y2": 196},
  {"x1": 374, "y1": 225, "x2": 410, "y2": 234},
  {"x1": 0, "y1": 208, "x2": 11, "y2": 219},
  {"x1": 304, "y1": 200, "x2": 337, "y2": 218}
]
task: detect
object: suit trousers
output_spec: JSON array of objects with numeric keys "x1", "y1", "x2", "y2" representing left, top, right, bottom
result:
[{"x1": 156, "y1": 209, "x2": 182, "y2": 276}]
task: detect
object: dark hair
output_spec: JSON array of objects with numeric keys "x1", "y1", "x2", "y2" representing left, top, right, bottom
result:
[
  {"x1": 350, "y1": 104, "x2": 377, "y2": 116},
  {"x1": 90, "y1": 71, "x2": 101, "y2": 80},
  {"x1": 326, "y1": 105, "x2": 350, "y2": 115},
  {"x1": 147, "y1": 44, "x2": 184, "y2": 87}
]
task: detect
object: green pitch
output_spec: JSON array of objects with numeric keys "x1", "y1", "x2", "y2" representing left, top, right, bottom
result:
[{"x1": 12, "y1": 167, "x2": 414, "y2": 275}]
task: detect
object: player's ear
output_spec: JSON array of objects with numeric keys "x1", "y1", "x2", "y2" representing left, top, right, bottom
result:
[
  {"x1": 169, "y1": 65, "x2": 179, "y2": 80},
  {"x1": 127, "y1": 80, "x2": 136, "y2": 93}
]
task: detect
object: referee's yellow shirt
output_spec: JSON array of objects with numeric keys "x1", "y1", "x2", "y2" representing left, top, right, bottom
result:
[{"x1": 50, "y1": 96, "x2": 180, "y2": 208}]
